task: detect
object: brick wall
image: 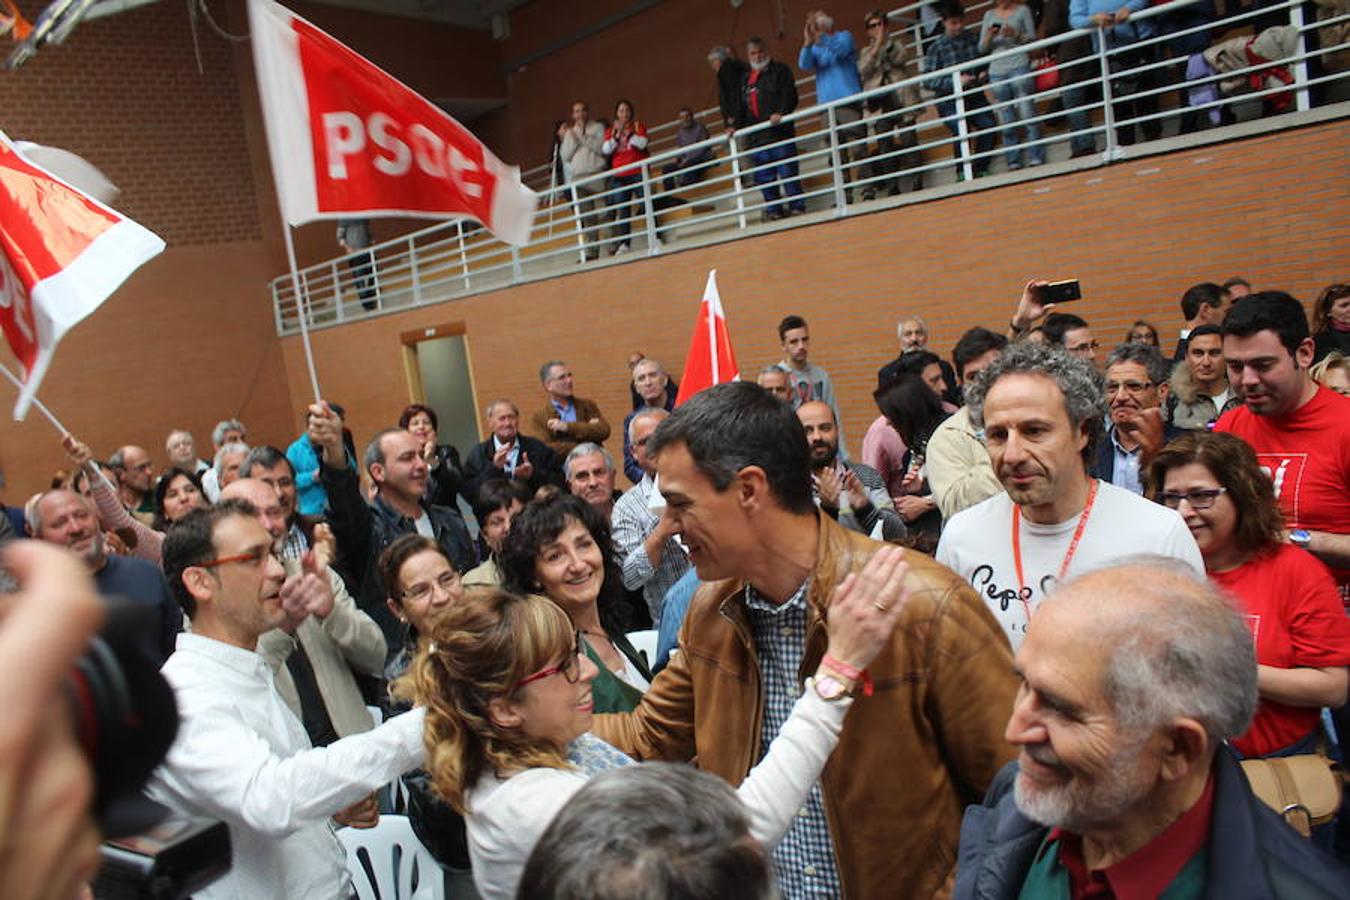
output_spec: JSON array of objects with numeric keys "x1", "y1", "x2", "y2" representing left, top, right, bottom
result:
[
  {"x1": 2, "y1": 0, "x2": 261, "y2": 246},
  {"x1": 275, "y1": 119, "x2": 1350, "y2": 488}
]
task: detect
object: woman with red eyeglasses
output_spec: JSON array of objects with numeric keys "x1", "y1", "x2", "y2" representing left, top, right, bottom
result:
[
  {"x1": 395, "y1": 548, "x2": 910, "y2": 900},
  {"x1": 1147, "y1": 432, "x2": 1350, "y2": 761}
]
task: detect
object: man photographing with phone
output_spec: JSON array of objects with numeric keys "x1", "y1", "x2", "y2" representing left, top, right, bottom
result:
[{"x1": 1009, "y1": 279, "x2": 1100, "y2": 365}]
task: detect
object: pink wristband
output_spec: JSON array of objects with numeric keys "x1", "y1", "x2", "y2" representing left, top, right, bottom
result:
[{"x1": 821, "y1": 654, "x2": 863, "y2": 681}]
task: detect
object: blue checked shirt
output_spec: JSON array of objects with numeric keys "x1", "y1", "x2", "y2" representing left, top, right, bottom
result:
[{"x1": 744, "y1": 581, "x2": 842, "y2": 897}]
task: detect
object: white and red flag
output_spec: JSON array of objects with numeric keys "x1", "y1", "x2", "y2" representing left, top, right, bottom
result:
[
  {"x1": 248, "y1": 0, "x2": 538, "y2": 245},
  {"x1": 0, "y1": 132, "x2": 164, "y2": 420},
  {"x1": 674, "y1": 270, "x2": 741, "y2": 406}
]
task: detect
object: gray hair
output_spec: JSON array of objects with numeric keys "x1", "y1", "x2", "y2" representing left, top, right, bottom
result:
[
  {"x1": 1058, "y1": 559, "x2": 1258, "y2": 750},
  {"x1": 483, "y1": 398, "x2": 518, "y2": 419},
  {"x1": 107, "y1": 447, "x2": 130, "y2": 470},
  {"x1": 563, "y1": 442, "x2": 614, "y2": 479},
  {"x1": 211, "y1": 419, "x2": 246, "y2": 448},
  {"x1": 707, "y1": 45, "x2": 732, "y2": 62},
  {"x1": 632, "y1": 357, "x2": 664, "y2": 377},
  {"x1": 213, "y1": 442, "x2": 250, "y2": 481},
  {"x1": 1103, "y1": 342, "x2": 1171, "y2": 387},
  {"x1": 539, "y1": 360, "x2": 566, "y2": 384},
  {"x1": 363, "y1": 428, "x2": 406, "y2": 475},
  {"x1": 28, "y1": 488, "x2": 93, "y2": 535},
  {"x1": 896, "y1": 315, "x2": 928, "y2": 337},
  {"x1": 240, "y1": 445, "x2": 293, "y2": 479},
  {"x1": 517, "y1": 762, "x2": 775, "y2": 900},
  {"x1": 966, "y1": 341, "x2": 1107, "y2": 464},
  {"x1": 627, "y1": 407, "x2": 670, "y2": 444},
  {"x1": 757, "y1": 364, "x2": 787, "y2": 378},
  {"x1": 164, "y1": 429, "x2": 193, "y2": 452}
]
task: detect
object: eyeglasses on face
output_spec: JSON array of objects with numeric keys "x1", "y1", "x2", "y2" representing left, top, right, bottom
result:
[
  {"x1": 197, "y1": 546, "x2": 277, "y2": 569},
  {"x1": 515, "y1": 630, "x2": 584, "y2": 690},
  {"x1": 1067, "y1": 341, "x2": 1101, "y2": 354},
  {"x1": 402, "y1": 570, "x2": 460, "y2": 603},
  {"x1": 1105, "y1": 379, "x2": 1155, "y2": 394},
  {"x1": 1158, "y1": 488, "x2": 1228, "y2": 510}
]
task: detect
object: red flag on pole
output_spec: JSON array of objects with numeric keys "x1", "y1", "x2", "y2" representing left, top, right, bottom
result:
[
  {"x1": 0, "y1": 131, "x2": 164, "y2": 420},
  {"x1": 248, "y1": 0, "x2": 538, "y2": 245},
  {"x1": 674, "y1": 270, "x2": 740, "y2": 406}
]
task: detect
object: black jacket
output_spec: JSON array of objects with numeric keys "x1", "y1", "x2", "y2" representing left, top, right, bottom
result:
[
  {"x1": 742, "y1": 59, "x2": 798, "y2": 146},
  {"x1": 1089, "y1": 421, "x2": 1185, "y2": 487},
  {"x1": 716, "y1": 57, "x2": 750, "y2": 128},
  {"x1": 461, "y1": 434, "x2": 564, "y2": 502},
  {"x1": 321, "y1": 462, "x2": 477, "y2": 652},
  {"x1": 955, "y1": 754, "x2": 1349, "y2": 899}
]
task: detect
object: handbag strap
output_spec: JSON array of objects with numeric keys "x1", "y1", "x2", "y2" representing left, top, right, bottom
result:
[{"x1": 1268, "y1": 758, "x2": 1314, "y2": 837}]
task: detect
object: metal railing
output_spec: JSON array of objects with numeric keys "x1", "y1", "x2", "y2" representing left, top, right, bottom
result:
[
  {"x1": 518, "y1": 0, "x2": 995, "y2": 191},
  {"x1": 271, "y1": 0, "x2": 1349, "y2": 336}
]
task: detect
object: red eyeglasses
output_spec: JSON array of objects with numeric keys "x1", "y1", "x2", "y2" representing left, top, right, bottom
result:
[{"x1": 515, "y1": 630, "x2": 584, "y2": 689}]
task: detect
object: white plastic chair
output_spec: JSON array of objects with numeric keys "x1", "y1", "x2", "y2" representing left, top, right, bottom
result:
[
  {"x1": 626, "y1": 629, "x2": 659, "y2": 669},
  {"x1": 338, "y1": 815, "x2": 445, "y2": 900}
]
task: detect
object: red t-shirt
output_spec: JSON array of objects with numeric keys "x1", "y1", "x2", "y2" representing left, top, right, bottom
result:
[
  {"x1": 1211, "y1": 543, "x2": 1350, "y2": 757},
  {"x1": 605, "y1": 122, "x2": 649, "y2": 177},
  {"x1": 1216, "y1": 387, "x2": 1350, "y2": 597}
]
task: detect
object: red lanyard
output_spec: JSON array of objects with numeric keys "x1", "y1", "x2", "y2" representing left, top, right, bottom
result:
[{"x1": 1011, "y1": 479, "x2": 1099, "y2": 624}]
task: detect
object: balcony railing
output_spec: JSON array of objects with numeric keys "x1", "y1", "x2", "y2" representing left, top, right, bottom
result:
[{"x1": 271, "y1": 0, "x2": 1349, "y2": 337}]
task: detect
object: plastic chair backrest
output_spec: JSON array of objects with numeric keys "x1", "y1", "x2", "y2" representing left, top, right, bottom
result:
[
  {"x1": 625, "y1": 629, "x2": 659, "y2": 669},
  {"x1": 338, "y1": 815, "x2": 445, "y2": 900}
]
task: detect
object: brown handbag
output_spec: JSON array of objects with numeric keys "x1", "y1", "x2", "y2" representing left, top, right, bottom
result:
[{"x1": 1240, "y1": 753, "x2": 1344, "y2": 838}]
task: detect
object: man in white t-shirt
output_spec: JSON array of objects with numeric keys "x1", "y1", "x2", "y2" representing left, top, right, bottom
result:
[{"x1": 937, "y1": 342, "x2": 1203, "y2": 650}]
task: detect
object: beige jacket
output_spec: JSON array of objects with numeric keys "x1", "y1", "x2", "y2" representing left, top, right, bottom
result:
[
  {"x1": 257, "y1": 563, "x2": 385, "y2": 738},
  {"x1": 927, "y1": 406, "x2": 1004, "y2": 520}
]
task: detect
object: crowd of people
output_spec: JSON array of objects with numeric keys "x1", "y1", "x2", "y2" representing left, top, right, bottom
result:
[
  {"x1": 4, "y1": 269, "x2": 1349, "y2": 899},
  {"x1": 543, "y1": 1, "x2": 1347, "y2": 248}
]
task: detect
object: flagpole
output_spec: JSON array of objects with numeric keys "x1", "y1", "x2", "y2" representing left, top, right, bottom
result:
[
  {"x1": 706, "y1": 270, "x2": 719, "y2": 384},
  {"x1": 0, "y1": 362, "x2": 69, "y2": 435},
  {"x1": 281, "y1": 223, "x2": 324, "y2": 402}
]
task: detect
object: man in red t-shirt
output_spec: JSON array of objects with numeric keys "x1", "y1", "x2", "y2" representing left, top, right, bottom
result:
[{"x1": 1216, "y1": 291, "x2": 1350, "y2": 603}]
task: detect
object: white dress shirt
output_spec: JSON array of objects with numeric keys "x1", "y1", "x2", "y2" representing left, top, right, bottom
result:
[{"x1": 147, "y1": 632, "x2": 426, "y2": 900}]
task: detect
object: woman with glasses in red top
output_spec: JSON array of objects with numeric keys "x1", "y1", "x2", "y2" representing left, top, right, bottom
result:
[
  {"x1": 396, "y1": 548, "x2": 911, "y2": 900},
  {"x1": 1148, "y1": 432, "x2": 1350, "y2": 762}
]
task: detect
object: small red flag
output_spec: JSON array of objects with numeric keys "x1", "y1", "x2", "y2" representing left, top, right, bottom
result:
[{"x1": 675, "y1": 270, "x2": 741, "y2": 406}]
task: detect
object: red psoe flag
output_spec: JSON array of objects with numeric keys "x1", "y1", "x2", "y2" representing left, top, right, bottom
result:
[
  {"x1": 249, "y1": 0, "x2": 538, "y2": 245},
  {"x1": 0, "y1": 132, "x2": 164, "y2": 420},
  {"x1": 674, "y1": 270, "x2": 740, "y2": 407}
]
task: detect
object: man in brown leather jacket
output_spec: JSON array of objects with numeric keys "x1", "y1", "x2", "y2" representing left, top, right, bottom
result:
[
  {"x1": 593, "y1": 382, "x2": 1017, "y2": 899},
  {"x1": 530, "y1": 360, "x2": 611, "y2": 457}
]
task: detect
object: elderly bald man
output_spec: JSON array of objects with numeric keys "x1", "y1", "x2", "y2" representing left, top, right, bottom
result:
[
  {"x1": 956, "y1": 560, "x2": 1349, "y2": 898},
  {"x1": 220, "y1": 478, "x2": 385, "y2": 745}
]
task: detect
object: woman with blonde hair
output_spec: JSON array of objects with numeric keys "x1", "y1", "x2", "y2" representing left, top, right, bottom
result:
[{"x1": 396, "y1": 547, "x2": 911, "y2": 900}]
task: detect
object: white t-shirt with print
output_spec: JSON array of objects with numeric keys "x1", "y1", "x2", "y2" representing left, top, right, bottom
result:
[{"x1": 936, "y1": 480, "x2": 1204, "y2": 651}]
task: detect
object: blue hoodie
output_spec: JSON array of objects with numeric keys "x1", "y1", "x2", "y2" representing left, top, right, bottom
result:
[
  {"x1": 1069, "y1": 0, "x2": 1154, "y2": 48},
  {"x1": 798, "y1": 29, "x2": 863, "y2": 104}
]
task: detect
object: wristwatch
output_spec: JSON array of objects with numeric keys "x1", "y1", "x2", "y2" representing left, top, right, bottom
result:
[
  {"x1": 1289, "y1": 529, "x2": 1312, "y2": 549},
  {"x1": 810, "y1": 674, "x2": 851, "y2": 702}
]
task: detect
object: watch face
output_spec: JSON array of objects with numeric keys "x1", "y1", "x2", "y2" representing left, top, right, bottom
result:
[
  {"x1": 1290, "y1": 529, "x2": 1311, "y2": 545},
  {"x1": 813, "y1": 675, "x2": 848, "y2": 701}
]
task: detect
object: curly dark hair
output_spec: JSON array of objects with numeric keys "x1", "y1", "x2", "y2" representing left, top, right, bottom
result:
[
  {"x1": 498, "y1": 491, "x2": 629, "y2": 637},
  {"x1": 1146, "y1": 432, "x2": 1284, "y2": 559}
]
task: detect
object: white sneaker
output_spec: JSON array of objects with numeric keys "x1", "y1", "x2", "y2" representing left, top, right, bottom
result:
[{"x1": 614, "y1": 242, "x2": 630, "y2": 255}]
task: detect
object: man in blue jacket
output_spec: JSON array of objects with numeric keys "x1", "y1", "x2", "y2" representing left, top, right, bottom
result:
[
  {"x1": 798, "y1": 10, "x2": 867, "y2": 200},
  {"x1": 955, "y1": 562, "x2": 1349, "y2": 899},
  {"x1": 1069, "y1": 0, "x2": 1162, "y2": 145}
]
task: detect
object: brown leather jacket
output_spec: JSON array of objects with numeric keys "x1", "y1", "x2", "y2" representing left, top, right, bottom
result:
[
  {"x1": 529, "y1": 396, "x2": 611, "y2": 457},
  {"x1": 593, "y1": 514, "x2": 1018, "y2": 898}
]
